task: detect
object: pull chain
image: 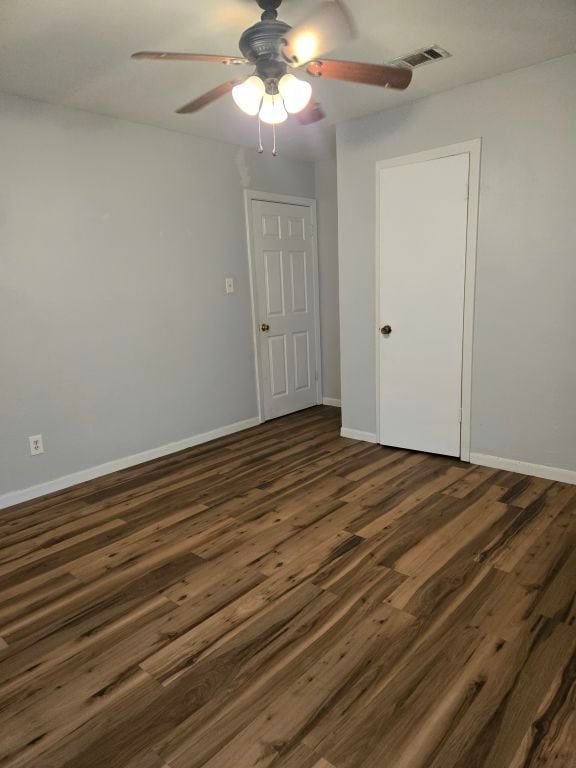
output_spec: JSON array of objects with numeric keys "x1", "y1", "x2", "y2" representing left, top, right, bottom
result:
[
  {"x1": 257, "y1": 114, "x2": 264, "y2": 154},
  {"x1": 272, "y1": 121, "x2": 277, "y2": 156}
]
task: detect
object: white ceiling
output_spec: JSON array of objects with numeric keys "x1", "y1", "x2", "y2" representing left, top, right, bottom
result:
[{"x1": 1, "y1": 0, "x2": 576, "y2": 160}]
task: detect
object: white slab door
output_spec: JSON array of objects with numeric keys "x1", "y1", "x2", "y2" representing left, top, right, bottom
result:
[
  {"x1": 250, "y1": 198, "x2": 320, "y2": 420},
  {"x1": 378, "y1": 152, "x2": 470, "y2": 457}
]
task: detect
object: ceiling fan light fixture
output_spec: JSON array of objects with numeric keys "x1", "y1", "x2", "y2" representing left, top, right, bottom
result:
[
  {"x1": 232, "y1": 75, "x2": 265, "y2": 115},
  {"x1": 278, "y1": 74, "x2": 312, "y2": 114},
  {"x1": 259, "y1": 93, "x2": 288, "y2": 125},
  {"x1": 134, "y1": 0, "x2": 413, "y2": 154}
]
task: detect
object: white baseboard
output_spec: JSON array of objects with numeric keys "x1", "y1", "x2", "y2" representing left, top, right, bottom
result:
[
  {"x1": 0, "y1": 416, "x2": 261, "y2": 511},
  {"x1": 470, "y1": 452, "x2": 576, "y2": 486},
  {"x1": 8, "y1": 420, "x2": 573, "y2": 512},
  {"x1": 322, "y1": 397, "x2": 342, "y2": 408},
  {"x1": 340, "y1": 427, "x2": 378, "y2": 444}
]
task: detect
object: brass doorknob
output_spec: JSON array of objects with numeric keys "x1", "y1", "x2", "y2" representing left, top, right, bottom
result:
[
  {"x1": 380, "y1": 324, "x2": 392, "y2": 336},
  {"x1": 260, "y1": 323, "x2": 270, "y2": 332}
]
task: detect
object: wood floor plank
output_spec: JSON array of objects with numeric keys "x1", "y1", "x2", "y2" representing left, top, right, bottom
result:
[
  {"x1": 0, "y1": 405, "x2": 574, "y2": 768},
  {"x1": 265, "y1": 744, "x2": 331, "y2": 768},
  {"x1": 0, "y1": 545, "x2": 205, "y2": 645},
  {"x1": 490, "y1": 483, "x2": 576, "y2": 572},
  {"x1": 352, "y1": 465, "x2": 469, "y2": 538},
  {"x1": 310, "y1": 620, "x2": 492, "y2": 768},
  {"x1": 535, "y1": 545, "x2": 576, "y2": 624},
  {"x1": 0, "y1": 594, "x2": 172, "y2": 700},
  {"x1": 46, "y1": 584, "x2": 339, "y2": 767},
  {"x1": 140, "y1": 579, "x2": 324, "y2": 686},
  {"x1": 200, "y1": 603, "x2": 415, "y2": 768},
  {"x1": 424, "y1": 618, "x2": 576, "y2": 768}
]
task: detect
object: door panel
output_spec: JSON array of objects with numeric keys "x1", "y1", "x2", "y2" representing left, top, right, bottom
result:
[
  {"x1": 288, "y1": 216, "x2": 305, "y2": 238},
  {"x1": 289, "y1": 251, "x2": 308, "y2": 313},
  {"x1": 269, "y1": 335, "x2": 288, "y2": 396},
  {"x1": 262, "y1": 214, "x2": 281, "y2": 237},
  {"x1": 378, "y1": 153, "x2": 469, "y2": 457},
  {"x1": 293, "y1": 331, "x2": 311, "y2": 391},
  {"x1": 264, "y1": 251, "x2": 285, "y2": 316},
  {"x1": 252, "y1": 199, "x2": 318, "y2": 420}
]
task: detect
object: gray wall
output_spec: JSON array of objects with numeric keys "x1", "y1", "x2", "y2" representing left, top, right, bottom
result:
[
  {"x1": 0, "y1": 92, "x2": 316, "y2": 495},
  {"x1": 315, "y1": 158, "x2": 341, "y2": 401},
  {"x1": 337, "y1": 53, "x2": 576, "y2": 472}
]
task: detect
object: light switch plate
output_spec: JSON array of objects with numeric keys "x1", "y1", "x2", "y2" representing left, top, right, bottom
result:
[{"x1": 225, "y1": 277, "x2": 235, "y2": 294}]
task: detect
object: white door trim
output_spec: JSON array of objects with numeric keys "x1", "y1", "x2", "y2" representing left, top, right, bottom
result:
[
  {"x1": 244, "y1": 189, "x2": 323, "y2": 422},
  {"x1": 375, "y1": 139, "x2": 481, "y2": 461}
]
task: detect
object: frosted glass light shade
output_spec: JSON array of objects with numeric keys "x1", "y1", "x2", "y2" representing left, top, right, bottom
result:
[
  {"x1": 278, "y1": 74, "x2": 312, "y2": 114},
  {"x1": 259, "y1": 94, "x2": 288, "y2": 125},
  {"x1": 232, "y1": 76, "x2": 265, "y2": 116}
]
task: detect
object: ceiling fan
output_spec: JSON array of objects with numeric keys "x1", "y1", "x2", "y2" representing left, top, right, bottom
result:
[{"x1": 132, "y1": 0, "x2": 412, "y2": 153}]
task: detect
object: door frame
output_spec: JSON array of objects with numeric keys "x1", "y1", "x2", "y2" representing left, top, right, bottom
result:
[
  {"x1": 243, "y1": 189, "x2": 323, "y2": 423},
  {"x1": 375, "y1": 139, "x2": 481, "y2": 461}
]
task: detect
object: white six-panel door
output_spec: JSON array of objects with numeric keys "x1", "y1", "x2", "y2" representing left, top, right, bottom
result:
[
  {"x1": 378, "y1": 153, "x2": 470, "y2": 457},
  {"x1": 251, "y1": 199, "x2": 319, "y2": 420}
]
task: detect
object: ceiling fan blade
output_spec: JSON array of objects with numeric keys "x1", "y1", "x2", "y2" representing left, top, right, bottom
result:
[
  {"x1": 132, "y1": 51, "x2": 249, "y2": 65},
  {"x1": 281, "y1": 1, "x2": 355, "y2": 67},
  {"x1": 306, "y1": 59, "x2": 412, "y2": 90},
  {"x1": 176, "y1": 81, "x2": 241, "y2": 114},
  {"x1": 296, "y1": 100, "x2": 326, "y2": 125}
]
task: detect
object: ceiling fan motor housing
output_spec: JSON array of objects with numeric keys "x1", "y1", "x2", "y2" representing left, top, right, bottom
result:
[{"x1": 239, "y1": 16, "x2": 291, "y2": 86}]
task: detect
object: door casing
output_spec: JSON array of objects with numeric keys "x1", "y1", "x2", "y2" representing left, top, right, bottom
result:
[
  {"x1": 244, "y1": 189, "x2": 322, "y2": 423},
  {"x1": 375, "y1": 139, "x2": 482, "y2": 461}
]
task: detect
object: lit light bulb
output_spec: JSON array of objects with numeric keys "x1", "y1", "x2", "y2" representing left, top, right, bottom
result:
[
  {"x1": 232, "y1": 76, "x2": 265, "y2": 116},
  {"x1": 259, "y1": 94, "x2": 288, "y2": 125},
  {"x1": 281, "y1": 1, "x2": 354, "y2": 66},
  {"x1": 291, "y1": 33, "x2": 319, "y2": 65},
  {"x1": 278, "y1": 74, "x2": 312, "y2": 114}
]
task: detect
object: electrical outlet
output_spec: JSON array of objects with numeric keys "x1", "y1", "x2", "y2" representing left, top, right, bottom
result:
[
  {"x1": 225, "y1": 277, "x2": 235, "y2": 294},
  {"x1": 29, "y1": 435, "x2": 44, "y2": 456}
]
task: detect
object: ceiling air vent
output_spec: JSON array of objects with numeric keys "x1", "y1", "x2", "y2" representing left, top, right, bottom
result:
[{"x1": 391, "y1": 45, "x2": 452, "y2": 69}]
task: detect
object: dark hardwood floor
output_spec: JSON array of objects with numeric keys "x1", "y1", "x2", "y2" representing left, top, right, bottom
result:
[{"x1": 0, "y1": 406, "x2": 575, "y2": 768}]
